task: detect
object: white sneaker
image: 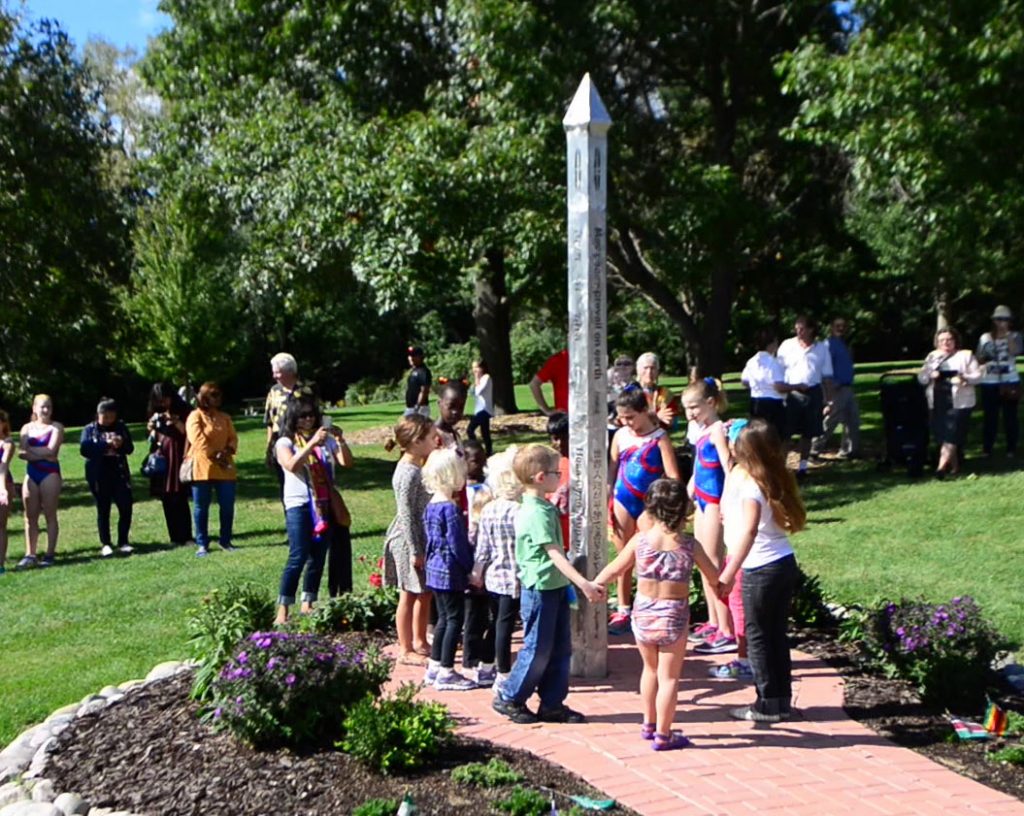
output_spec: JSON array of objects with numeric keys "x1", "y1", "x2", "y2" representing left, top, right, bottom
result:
[
  {"x1": 492, "y1": 672, "x2": 509, "y2": 698},
  {"x1": 423, "y1": 660, "x2": 440, "y2": 685},
  {"x1": 118, "y1": 544, "x2": 134, "y2": 555},
  {"x1": 434, "y1": 670, "x2": 476, "y2": 691},
  {"x1": 100, "y1": 545, "x2": 114, "y2": 558}
]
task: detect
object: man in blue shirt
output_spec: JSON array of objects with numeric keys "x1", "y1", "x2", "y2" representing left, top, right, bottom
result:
[{"x1": 812, "y1": 318, "x2": 861, "y2": 459}]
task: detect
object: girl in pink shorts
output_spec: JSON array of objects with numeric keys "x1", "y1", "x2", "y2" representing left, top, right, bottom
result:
[{"x1": 596, "y1": 479, "x2": 719, "y2": 750}]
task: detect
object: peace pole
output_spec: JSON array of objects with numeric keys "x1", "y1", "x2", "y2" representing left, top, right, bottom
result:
[{"x1": 563, "y1": 73, "x2": 611, "y2": 678}]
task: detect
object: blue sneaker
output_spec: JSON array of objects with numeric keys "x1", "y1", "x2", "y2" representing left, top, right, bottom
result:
[
  {"x1": 707, "y1": 660, "x2": 754, "y2": 680},
  {"x1": 195, "y1": 547, "x2": 210, "y2": 558}
]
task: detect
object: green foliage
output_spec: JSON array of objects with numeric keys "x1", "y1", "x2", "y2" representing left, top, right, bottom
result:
[
  {"x1": 344, "y1": 377, "x2": 403, "y2": 407},
  {"x1": 988, "y1": 746, "x2": 1024, "y2": 766},
  {"x1": 352, "y1": 799, "x2": 401, "y2": 816},
  {"x1": 791, "y1": 568, "x2": 834, "y2": 627},
  {"x1": 186, "y1": 582, "x2": 275, "y2": 702},
  {"x1": 509, "y1": 316, "x2": 564, "y2": 385},
  {"x1": 341, "y1": 683, "x2": 454, "y2": 774},
  {"x1": 210, "y1": 631, "x2": 392, "y2": 749},
  {"x1": 293, "y1": 589, "x2": 398, "y2": 635},
  {"x1": 495, "y1": 786, "x2": 550, "y2": 816},
  {"x1": 1005, "y1": 710, "x2": 1024, "y2": 736},
  {"x1": 451, "y1": 757, "x2": 524, "y2": 788},
  {"x1": 854, "y1": 597, "x2": 1006, "y2": 710},
  {"x1": 429, "y1": 341, "x2": 479, "y2": 386}
]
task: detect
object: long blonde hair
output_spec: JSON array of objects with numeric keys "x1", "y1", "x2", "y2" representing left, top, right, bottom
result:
[
  {"x1": 732, "y1": 419, "x2": 806, "y2": 534},
  {"x1": 30, "y1": 393, "x2": 53, "y2": 422}
]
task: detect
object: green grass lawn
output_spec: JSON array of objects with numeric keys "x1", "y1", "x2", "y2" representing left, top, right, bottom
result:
[{"x1": 0, "y1": 372, "x2": 1021, "y2": 745}]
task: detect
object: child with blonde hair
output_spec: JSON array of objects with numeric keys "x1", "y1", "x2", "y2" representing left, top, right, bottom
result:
[
  {"x1": 422, "y1": 447, "x2": 476, "y2": 691},
  {"x1": 471, "y1": 446, "x2": 523, "y2": 695}
]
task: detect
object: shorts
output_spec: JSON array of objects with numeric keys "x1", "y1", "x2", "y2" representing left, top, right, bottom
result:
[
  {"x1": 785, "y1": 385, "x2": 824, "y2": 439},
  {"x1": 631, "y1": 594, "x2": 690, "y2": 647},
  {"x1": 723, "y1": 554, "x2": 745, "y2": 637}
]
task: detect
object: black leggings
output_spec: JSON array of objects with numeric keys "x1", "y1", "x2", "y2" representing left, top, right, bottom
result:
[
  {"x1": 463, "y1": 593, "x2": 496, "y2": 669},
  {"x1": 466, "y1": 411, "x2": 493, "y2": 456},
  {"x1": 431, "y1": 591, "x2": 464, "y2": 669},
  {"x1": 327, "y1": 524, "x2": 352, "y2": 597},
  {"x1": 493, "y1": 594, "x2": 520, "y2": 674}
]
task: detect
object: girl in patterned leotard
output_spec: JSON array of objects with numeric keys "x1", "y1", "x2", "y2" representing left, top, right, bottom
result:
[
  {"x1": 607, "y1": 385, "x2": 680, "y2": 636},
  {"x1": 596, "y1": 479, "x2": 719, "y2": 750},
  {"x1": 18, "y1": 394, "x2": 64, "y2": 568}
]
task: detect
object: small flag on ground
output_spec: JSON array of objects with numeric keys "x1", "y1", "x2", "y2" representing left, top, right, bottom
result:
[{"x1": 985, "y1": 700, "x2": 1008, "y2": 736}]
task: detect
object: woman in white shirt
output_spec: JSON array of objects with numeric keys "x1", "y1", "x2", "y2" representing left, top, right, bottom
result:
[
  {"x1": 466, "y1": 359, "x2": 494, "y2": 456},
  {"x1": 741, "y1": 328, "x2": 786, "y2": 440},
  {"x1": 976, "y1": 305, "x2": 1022, "y2": 458}
]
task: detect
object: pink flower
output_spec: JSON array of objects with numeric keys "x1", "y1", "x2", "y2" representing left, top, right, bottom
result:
[{"x1": 368, "y1": 572, "x2": 383, "y2": 588}]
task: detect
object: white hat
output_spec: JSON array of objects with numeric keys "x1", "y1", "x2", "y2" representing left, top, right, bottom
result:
[{"x1": 992, "y1": 305, "x2": 1013, "y2": 320}]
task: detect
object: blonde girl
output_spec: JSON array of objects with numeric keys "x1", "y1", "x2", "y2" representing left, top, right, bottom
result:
[
  {"x1": 682, "y1": 377, "x2": 735, "y2": 654},
  {"x1": 0, "y1": 409, "x2": 14, "y2": 574},
  {"x1": 18, "y1": 394, "x2": 64, "y2": 568},
  {"x1": 718, "y1": 418, "x2": 806, "y2": 722},
  {"x1": 383, "y1": 414, "x2": 440, "y2": 664}
]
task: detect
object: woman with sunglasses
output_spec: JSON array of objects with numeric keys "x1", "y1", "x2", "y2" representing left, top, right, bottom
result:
[
  {"x1": 187, "y1": 382, "x2": 238, "y2": 557},
  {"x1": 976, "y1": 306, "x2": 1023, "y2": 458},
  {"x1": 274, "y1": 396, "x2": 351, "y2": 625}
]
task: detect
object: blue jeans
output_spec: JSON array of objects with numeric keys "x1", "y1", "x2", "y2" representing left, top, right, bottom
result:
[
  {"x1": 192, "y1": 480, "x2": 236, "y2": 550},
  {"x1": 502, "y1": 586, "x2": 571, "y2": 710},
  {"x1": 278, "y1": 504, "x2": 329, "y2": 606},
  {"x1": 742, "y1": 554, "x2": 798, "y2": 716}
]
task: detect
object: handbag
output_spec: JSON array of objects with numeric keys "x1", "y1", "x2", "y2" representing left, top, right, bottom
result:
[
  {"x1": 179, "y1": 456, "x2": 194, "y2": 484},
  {"x1": 141, "y1": 450, "x2": 168, "y2": 478}
]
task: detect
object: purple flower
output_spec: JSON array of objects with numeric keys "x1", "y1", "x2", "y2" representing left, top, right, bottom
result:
[
  {"x1": 267, "y1": 657, "x2": 280, "y2": 670},
  {"x1": 285, "y1": 673, "x2": 297, "y2": 686},
  {"x1": 213, "y1": 707, "x2": 223, "y2": 719},
  {"x1": 237, "y1": 651, "x2": 249, "y2": 664}
]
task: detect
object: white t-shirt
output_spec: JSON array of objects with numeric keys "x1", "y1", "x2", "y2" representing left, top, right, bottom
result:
[
  {"x1": 721, "y1": 471, "x2": 794, "y2": 569},
  {"x1": 741, "y1": 351, "x2": 785, "y2": 400},
  {"x1": 474, "y1": 374, "x2": 493, "y2": 415},
  {"x1": 275, "y1": 436, "x2": 338, "y2": 509},
  {"x1": 776, "y1": 337, "x2": 833, "y2": 387}
]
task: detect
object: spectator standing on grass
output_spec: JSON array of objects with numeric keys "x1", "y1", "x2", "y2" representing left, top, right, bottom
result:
[
  {"x1": 976, "y1": 305, "x2": 1023, "y2": 458},
  {"x1": 80, "y1": 398, "x2": 135, "y2": 558},
  {"x1": 466, "y1": 359, "x2": 494, "y2": 456},
  {"x1": 918, "y1": 328, "x2": 982, "y2": 478},
  {"x1": 404, "y1": 346, "x2": 432, "y2": 417},
  {"x1": 740, "y1": 329, "x2": 786, "y2": 441},
  {"x1": 146, "y1": 382, "x2": 193, "y2": 546},
  {"x1": 776, "y1": 316, "x2": 834, "y2": 480},
  {"x1": 264, "y1": 353, "x2": 317, "y2": 494},
  {"x1": 529, "y1": 349, "x2": 569, "y2": 416},
  {"x1": 812, "y1": 317, "x2": 861, "y2": 459},
  {"x1": 17, "y1": 394, "x2": 63, "y2": 569},
  {"x1": 188, "y1": 382, "x2": 238, "y2": 557},
  {"x1": 636, "y1": 352, "x2": 678, "y2": 432},
  {"x1": 0, "y1": 409, "x2": 14, "y2": 575}
]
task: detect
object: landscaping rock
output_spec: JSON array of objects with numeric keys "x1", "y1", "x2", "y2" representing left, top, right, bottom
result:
[
  {"x1": 144, "y1": 662, "x2": 182, "y2": 683},
  {"x1": 103, "y1": 694, "x2": 125, "y2": 708},
  {"x1": 76, "y1": 696, "x2": 101, "y2": 709},
  {"x1": 24, "y1": 741, "x2": 57, "y2": 780},
  {"x1": 43, "y1": 707, "x2": 77, "y2": 724},
  {"x1": 115, "y1": 681, "x2": 143, "y2": 693},
  {"x1": 29, "y1": 781, "x2": 54, "y2": 803},
  {"x1": 97, "y1": 687, "x2": 120, "y2": 699},
  {"x1": 51, "y1": 793, "x2": 87, "y2": 816},
  {"x1": 0, "y1": 767, "x2": 16, "y2": 786},
  {"x1": 0, "y1": 803, "x2": 61, "y2": 816},
  {"x1": 0, "y1": 784, "x2": 28, "y2": 808},
  {"x1": 75, "y1": 700, "x2": 106, "y2": 720}
]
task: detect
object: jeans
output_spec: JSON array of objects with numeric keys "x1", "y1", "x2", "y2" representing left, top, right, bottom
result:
[
  {"x1": 463, "y1": 592, "x2": 496, "y2": 669},
  {"x1": 502, "y1": 586, "x2": 571, "y2": 709},
  {"x1": 466, "y1": 411, "x2": 493, "y2": 455},
  {"x1": 742, "y1": 554, "x2": 798, "y2": 716},
  {"x1": 327, "y1": 524, "x2": 352, "y2": 597},
  {"x1": 161, "y1": 492, "x2": 192, "y2": 543},
  {"x1": 493, "y1": 594, "x2": 520, "y2": 673},
  {"x1": 91, "y1": 473, "x2": 133, "y2": 547},
  {"x1": 980, "y1": 384, "x2": 1020, "y2": 454},
  {"x1": 192, "y1": 480, "x2": 236, "y2": 550},
  {"x1": 431, "y1": 591, "x2": 464, "y2": 669},
  {"x1": 278, "y1": 504, "x2": 330, "y2": 606}
]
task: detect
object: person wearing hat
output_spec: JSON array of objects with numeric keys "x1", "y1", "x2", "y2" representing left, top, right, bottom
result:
[
  {"x1": 404, "y1": 346, "x2": 432, "y2": 418},
  {"x1": 976, "y1": 305, "x2": 1023, "y2": 457},
  {"x1": 80, "y1": 398, "x2": 135, "y2": 557}
]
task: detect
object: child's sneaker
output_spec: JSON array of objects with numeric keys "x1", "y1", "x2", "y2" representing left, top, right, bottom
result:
[
  {"x1": 492, "y1": 672, "x2": 509, "y2": 698},
  {"x1": 607, "y1": 610, "x2": 631, "y2": 636},
  {"x1": 118, "y1": 544, "x2": 134, "y2": 555},
  {"x1": 39, "y1": 554, "x2": 55, "y2": 567},
  {"x1": 100, "y1": 545, "x2": 114, "y2": 558},
  {"x1": 474, "y1": 664, "x2": 496, "y2": 688},
  {"x1": 707, "y1": 659, "x2": 754, "y2": 680},
  {"x1": 15, "y1": 555, "x2": 37, "y2": 570},
  {"x1": 694, "y1": 634, "x2": 738, "y2": 654},
  {"x1": 423, "y1": 660, "x2": 441, "y2": 686},
  {"x1": 688, "y1": 622, "x2": 717, "y2": 643},
  {"x1": 433, "y1": 669, "x2": 476, "y2": 691}
]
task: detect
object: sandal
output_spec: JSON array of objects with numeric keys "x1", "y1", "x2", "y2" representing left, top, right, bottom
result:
[
  {"x1": 398, "y1": 652, "x2": 428, "y2": 666},
  {"x1": 640, "y1": 722, "x2": 656, "y2": 740},
  {"x1": 652, "y1": 731, "x2": 692, "y2": 751}
]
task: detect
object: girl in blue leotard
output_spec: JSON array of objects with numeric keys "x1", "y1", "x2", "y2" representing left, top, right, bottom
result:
[
  {"x1": 682, "y1": 378, "x2": 735, "y2": 653},
  {"x1": 608, "y1": 385, "x2": 679, "y2": 635},
  {"x1": 18, "y1": 394, "x2": 64, "y2": 568}
]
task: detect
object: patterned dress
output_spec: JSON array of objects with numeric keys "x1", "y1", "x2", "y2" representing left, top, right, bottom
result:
[{"x1": 383, "y1": 459, "x2": 429, "y2": 593}]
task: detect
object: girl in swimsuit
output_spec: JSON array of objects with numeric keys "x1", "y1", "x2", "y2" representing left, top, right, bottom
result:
[
  {"x1": 0, "y1": 409, "x2": 14, "y2": 574},
  {"x1": 607, "y1": 385, "x2": 680, "y2": 635},
  {"x1": 682, "y1": 378, "x2": 735, "y2": 653},
  {"x1": 18, "y1": 394, "x2": 64, "y2": 568},
  {"x1": 596, "y1": 479, "x2": 719, "y2": 750}
]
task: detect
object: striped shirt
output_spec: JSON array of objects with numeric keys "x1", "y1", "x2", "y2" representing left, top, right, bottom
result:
[{"x1": 474, "y1": 498, "x2": 520, "y2": 597}]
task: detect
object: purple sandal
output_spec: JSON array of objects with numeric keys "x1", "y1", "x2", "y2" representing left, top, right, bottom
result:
[
  {"x1": 652, "y1": 731, "x2": 692, "y2": 751},
  {"x1": 640, "y1": 722, "x2": 656, "y2": 740}
]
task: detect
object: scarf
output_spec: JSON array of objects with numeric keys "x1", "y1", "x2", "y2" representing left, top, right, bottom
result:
[{"x1": 300, "y1": 434, "x2": 333, "y2": 540}]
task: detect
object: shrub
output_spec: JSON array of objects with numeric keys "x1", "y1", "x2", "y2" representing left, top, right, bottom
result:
[
  {"x1": 860, "y1": 596, "x2": 1005, "y2": 710},
  {"x1": 209, "y1": 631, "x2": 392, "y2": 749},
  {"x1": 790, "y1": 568, "x2": 833, "y2": 627},
  {"x1": 352, "y1": 799, "x2": 401, "y2": 816},
  {"x1": 294, "y1": 588, "x2": 398, "y2": 635},
  {"x1": 496, "y1": 786, "x2": 551, "y2": 816},
  {"x1": 989, "y1": 746, "x2": 1024, "y2": 766},
  {"x1": 451, "y1": 757, "x2": 523, "y2": 788},
  {"x1": 341, "y1": 683, "x2": 454, "y2": 774},
  {"x1": 509, "y1": 317, "x2": 564, "y2": 384},
  {"x1": 187, "y1": 582, "x2": 276, "y2": 702},
  {"x1": 429, "y1": 340, "x2": 478, "y2": 385}
]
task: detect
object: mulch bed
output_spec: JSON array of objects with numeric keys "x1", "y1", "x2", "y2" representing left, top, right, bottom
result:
[
  {"x1": 349, "y1": 413, "x2": 549, "y2": 447},
  {"x1": 42, "y1": 670, "x2": 635, "y2": 815},
  {"x1": 795, "y1": 628, "x2": 1024, "y2": 801}
]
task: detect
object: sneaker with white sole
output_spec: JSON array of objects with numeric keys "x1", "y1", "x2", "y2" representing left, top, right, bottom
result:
[
  {"x1": 693, "y1": 634, "x2": 738, "y2": 654},
  {"x1": 607, "y1": 610, "x2": 631, "y2": 636},
  {"x1": 688, "y1": 622, "x2": 718, "y2": 643},
  {"x1": 433, "y1": 670, "x2": 476, "y2": 691},
  {"x1": 118, "y1": 544, "x2": 133, "y2": 555},
  {"x1": 423, "y1": 660, "x2": 440, "y2": 685},
  {"x1": 707, "y1": 660, "x2": 754, "y2": 680},
  {"x1": 474, "y1": 665, "x2": 496, "y2": 688},
  {"x1": 100, "y1": 545, "x2": 114, "y2": 558},
  {"x1": 492, "y1": 672, "x2": 509, "y2": 698}
]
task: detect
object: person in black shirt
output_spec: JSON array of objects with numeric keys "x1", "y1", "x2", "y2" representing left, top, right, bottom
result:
[{"x1": 405, "y1": 346, "x2": 432, "y2": 417}]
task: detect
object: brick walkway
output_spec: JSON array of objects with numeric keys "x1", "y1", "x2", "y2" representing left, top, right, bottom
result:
[{"x1": 390, "y1": 639, "x2": 1024, "y2": 815}]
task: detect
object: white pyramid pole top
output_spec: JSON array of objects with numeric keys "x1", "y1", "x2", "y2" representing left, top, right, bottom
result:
[{"x1": 562, "y1": 72, "x2": 612, "y2": 130}]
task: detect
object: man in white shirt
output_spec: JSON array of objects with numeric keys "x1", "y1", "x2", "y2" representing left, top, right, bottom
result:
[{"x1": 776, "y1": 316, "x2": 835, "y2": 479}]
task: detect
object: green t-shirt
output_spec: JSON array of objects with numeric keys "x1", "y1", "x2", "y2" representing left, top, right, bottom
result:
[{"x1": 515, "y1": 494, "x2": 569, "y2": 591}]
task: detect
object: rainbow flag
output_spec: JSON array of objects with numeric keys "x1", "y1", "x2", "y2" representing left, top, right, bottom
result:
[{"x1": 985, "y1": 701, "x2": 1008, "y2": 736}]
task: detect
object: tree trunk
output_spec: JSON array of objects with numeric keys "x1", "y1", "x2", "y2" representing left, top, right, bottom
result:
[
  {"x1": 473, "y1": 248, "x2": 517, "y2": 415},
  {"x1": 693, "y1": 258, "x2": 737, "y2": 378},
  {"x1": 934, "y1": 277, "x2": 951, "y2": 334}
]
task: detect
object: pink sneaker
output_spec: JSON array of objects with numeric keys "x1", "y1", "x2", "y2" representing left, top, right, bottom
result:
[
  {"x1": 688, "y1": 622, "x2": 717, "y2": 643},
  {"x1": 608, "y1": 610, "x2": 631, "y2": 636}
]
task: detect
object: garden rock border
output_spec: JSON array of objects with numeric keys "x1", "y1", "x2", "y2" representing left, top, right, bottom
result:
[{"x1": 0, "y1": 661, "x2": 194, "y2": 816}]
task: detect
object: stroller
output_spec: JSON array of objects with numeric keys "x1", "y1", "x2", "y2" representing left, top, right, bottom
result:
[{"x1": 877, "y1": 370, "x2": 929, "y2": 477}]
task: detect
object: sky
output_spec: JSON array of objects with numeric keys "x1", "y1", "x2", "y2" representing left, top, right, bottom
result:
[{"x1": 24, "y1": 0, "x2": 170, "y2": 54}]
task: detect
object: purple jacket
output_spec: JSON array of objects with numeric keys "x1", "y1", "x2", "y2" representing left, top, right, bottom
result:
[{"x1": 424, "y1": 501, "x2": 473, "y2": 592}]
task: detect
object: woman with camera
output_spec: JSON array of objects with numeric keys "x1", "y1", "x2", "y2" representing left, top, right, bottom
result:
[
  {"x1": 145, "y1": 382, "x2": 193, "y2": 546},
  {"x1": 918, "y1": 328, "x2": 982, "y2": 478},
  {"x1": 187, "y1": 382, "x2": 238, "y2": 557},
  {"x1": 976, "y1": 306, "x2": 1023, "y2": 458}
]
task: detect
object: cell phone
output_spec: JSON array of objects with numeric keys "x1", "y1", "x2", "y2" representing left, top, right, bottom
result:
[{"x1": 322, "y1": 415, "x2": 333, "y2": 429}]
